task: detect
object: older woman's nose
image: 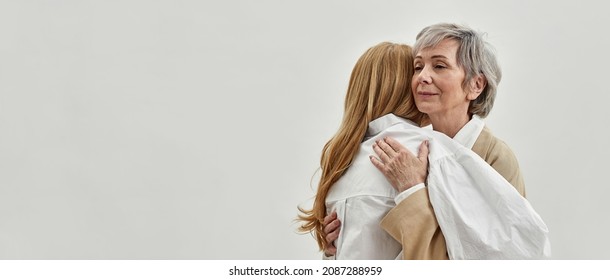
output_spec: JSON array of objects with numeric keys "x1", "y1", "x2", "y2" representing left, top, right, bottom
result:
[{"x1": 416, "y1": 67, "x2": 432, "y2": 84}]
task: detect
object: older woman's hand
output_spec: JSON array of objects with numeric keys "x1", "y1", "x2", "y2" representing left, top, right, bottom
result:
[
  {"x1": 370, "y1": 137, "x2": 429, "y2": 193},
  {"x1": 323, "y1": 211, "x2": 341, "y2": 257}
]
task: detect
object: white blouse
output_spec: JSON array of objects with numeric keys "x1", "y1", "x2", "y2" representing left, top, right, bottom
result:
[{"x1": 325, "y1": 114, "x2": 439, "y2": 259}]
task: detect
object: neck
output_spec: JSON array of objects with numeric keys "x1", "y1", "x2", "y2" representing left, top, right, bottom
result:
[{"x1": 429, "y1": 113, "x2": 471, "y2": 138}]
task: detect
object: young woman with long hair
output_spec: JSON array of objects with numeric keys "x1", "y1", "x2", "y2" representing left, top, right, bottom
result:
[{"x1": 298, "y1": 42, "x2": 424, "y2": 259}]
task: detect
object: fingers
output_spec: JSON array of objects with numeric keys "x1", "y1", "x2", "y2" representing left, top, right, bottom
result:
[
  {"x1": 418, "y1": 139, "x2": 429, "y2": 164},
  {"x1": 384, "y1": 137, "x2": 408, "y2": 153},
  {"x1": 324, "y1": 244, "x2": 337, "y2": 256},
  {"x1": 373, "y1": 137, "x2": 403, "y2": 164},
  {"x1": 325, "y1": 226, "x2": 340, "y2": 245},
  {"x1": 323, "y1": 211, "x2": 336, "y2": 227},
  {"x1": 324, "y1": 218, "x2": 341, "y2": 235},
  {"x1": 324, "y1": 212, "x2": 341, "y2": 256},
  {"x1": 372, "y1": 142, "x2": 391, "y2": 163},
  {"x1": 323, "y1": 211, "x2": 341, "y2": 238},
  {"x1": 324, "y1": 212, "x2": 340, "y2": 256},
  {"x1": 369, "y1": 155, "x2": 385, "y2": 172},
  {"x1": 369, "y1": 137, "x2": 430, "y2": 193},
  {"x1": 375, "y1": 138, "x2": 399, "y2": 160}
]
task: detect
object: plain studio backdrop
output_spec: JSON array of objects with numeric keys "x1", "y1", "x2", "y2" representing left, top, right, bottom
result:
[{"x1": 0, "y1": 0, "x2": 608, "y2": 259}]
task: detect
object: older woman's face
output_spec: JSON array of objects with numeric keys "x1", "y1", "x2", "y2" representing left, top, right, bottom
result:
[{"x1": 412, "y1": 39, "x2": 478, "y2": 120}]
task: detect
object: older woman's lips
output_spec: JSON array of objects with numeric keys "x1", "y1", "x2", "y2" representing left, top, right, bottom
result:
[{"x1": 417, "y1": 91, "x2": 438, "y2": 97}]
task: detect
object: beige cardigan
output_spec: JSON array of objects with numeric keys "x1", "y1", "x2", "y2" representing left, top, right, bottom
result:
[{"x1": 379, "y1": 126, "x2": 526, "y2": 260}]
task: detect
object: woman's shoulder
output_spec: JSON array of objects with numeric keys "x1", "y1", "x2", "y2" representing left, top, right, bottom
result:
[
  {"x1": 473, "y1": 126, "x2": 519, "y2": 163},
  {"x1": 473, "y1": 126, "x2": 526, "y2": 195}
]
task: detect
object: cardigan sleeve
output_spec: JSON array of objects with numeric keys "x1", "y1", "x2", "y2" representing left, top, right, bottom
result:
[{"x1": 379, "y1": 187, "x2": 448, "y2": 259}]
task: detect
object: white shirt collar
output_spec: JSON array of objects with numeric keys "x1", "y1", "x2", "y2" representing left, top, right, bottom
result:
[
  {"x1": 366, "y1": 113, "x2": 484, "y2": 149},
  {"x1": 366, "y1": 114, "x2": 417, "y2": 137},
  {"x1": 452, "y1": 115, "x2": 485, "y2": 149}
]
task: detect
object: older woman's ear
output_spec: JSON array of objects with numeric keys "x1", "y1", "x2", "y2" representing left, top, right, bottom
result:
[{"x1": 467, "y1": 74, "x2": 487, "y2": 101}]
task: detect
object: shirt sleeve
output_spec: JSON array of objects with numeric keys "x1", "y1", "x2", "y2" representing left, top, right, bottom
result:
[{"x1": 394, "y1": 183, "x2": 426, "y2": 204}]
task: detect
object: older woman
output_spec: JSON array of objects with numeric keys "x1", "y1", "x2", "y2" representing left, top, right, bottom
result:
[
  {"x1": 323, "y1": 23, "x2": 549, "y2": 259},
  {"x1": 372, "y1": 23, "x2": 523, "y2": 192}
]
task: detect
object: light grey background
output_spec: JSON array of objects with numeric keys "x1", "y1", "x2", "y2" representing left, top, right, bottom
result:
[{"x1": 0, "y1": 0, "x2": 608, "y2": 259}]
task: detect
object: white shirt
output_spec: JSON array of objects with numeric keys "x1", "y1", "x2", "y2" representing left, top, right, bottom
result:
[
  {"x1": 394, "y1": 115, "x2": 485, "y2": 205},
  {"x1": 324, "y1": 114, "x2": 550, "y2": 259}
]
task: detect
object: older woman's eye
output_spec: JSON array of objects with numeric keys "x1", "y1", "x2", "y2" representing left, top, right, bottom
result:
[
  {"x1": 434, "y1": 64, "x2": 447, "y2": 69},
  {"x1": 414, "y1": 65, "x2": 423, "y2": 71}
]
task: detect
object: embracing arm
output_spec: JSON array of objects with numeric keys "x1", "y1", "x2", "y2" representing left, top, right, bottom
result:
[
  {"x1": 373, "y1": 132, "x2": 527, "y2": 260},
  {"x1": 371, "y1": 137, "x2": 448, "y2": 259},
  {"x1": 380, "y1": 187, "x2": 448, "y2": 259}
]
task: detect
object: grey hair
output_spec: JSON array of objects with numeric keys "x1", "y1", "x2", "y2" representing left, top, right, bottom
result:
[{"x1": 413, "y1": 23, "x2": 501, "y2": 118}]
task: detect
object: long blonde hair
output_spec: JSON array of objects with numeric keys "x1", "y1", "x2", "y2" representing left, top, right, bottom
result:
[{"x1": 298, "y1": 42, "x2": 423, "y2": 251}]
